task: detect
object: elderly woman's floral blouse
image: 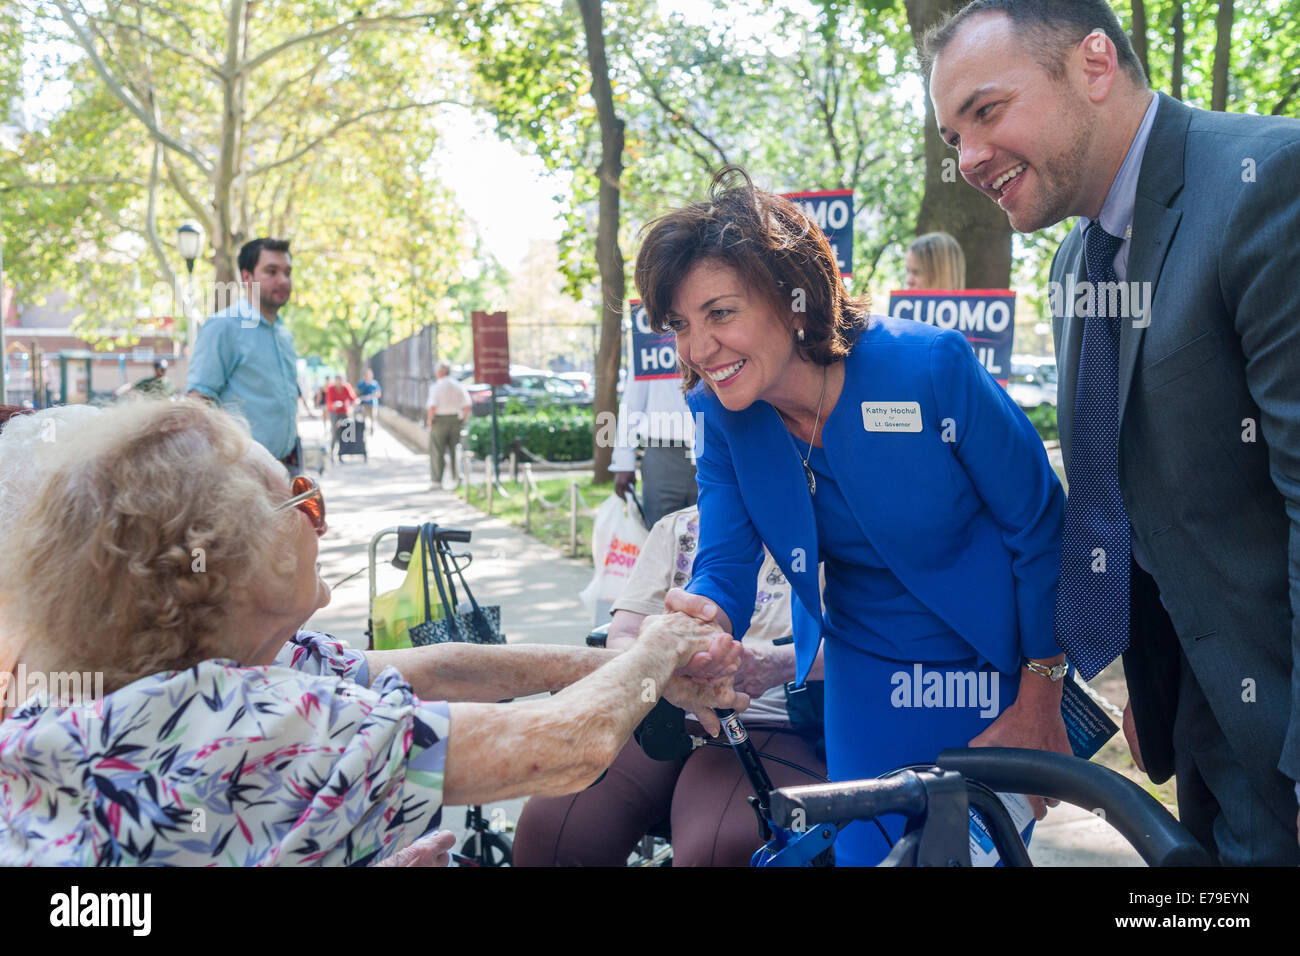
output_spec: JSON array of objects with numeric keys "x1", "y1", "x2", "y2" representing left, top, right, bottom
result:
[{"x1": 0, "y1": 632, "x2": 448, "y2": 866}]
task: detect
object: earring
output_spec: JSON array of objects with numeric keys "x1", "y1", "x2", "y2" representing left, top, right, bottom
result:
[{"x1": 796, "y1": 328, "x2": 806, "y2": 343}]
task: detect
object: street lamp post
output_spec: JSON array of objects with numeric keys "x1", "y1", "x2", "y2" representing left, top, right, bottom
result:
[{"x1": 176, "y1": 221, "x2": 204, "y2": 355}]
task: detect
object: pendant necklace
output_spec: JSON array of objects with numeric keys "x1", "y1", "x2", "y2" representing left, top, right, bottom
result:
[{"x1": 789, "y1": 365, "x2": 828, "y2": 496}]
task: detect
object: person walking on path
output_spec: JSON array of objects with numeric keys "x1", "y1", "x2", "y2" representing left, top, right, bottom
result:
[
  {"x1": 356, "y1": 368, "x2": 381, "y2": 426},
  {"x1": 186, "y1": 237, "x2": 307, "y2": 475},
  {"x1": 426, "y1": 361, "x2": 471, "y2": 487}
]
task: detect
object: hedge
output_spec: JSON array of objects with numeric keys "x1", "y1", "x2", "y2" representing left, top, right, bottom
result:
[{"x1": 466, "y1": 407, "x2": 594, "y2": 462}]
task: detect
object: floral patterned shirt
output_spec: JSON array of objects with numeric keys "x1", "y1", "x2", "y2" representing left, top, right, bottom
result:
[{"x1": 0, "y1": 632, "x2": 449, "y2": 866}]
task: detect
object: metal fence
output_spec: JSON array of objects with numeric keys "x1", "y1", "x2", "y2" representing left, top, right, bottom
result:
[{"x1": 368, "y1": 325, "x2": 435, "y2": 422}]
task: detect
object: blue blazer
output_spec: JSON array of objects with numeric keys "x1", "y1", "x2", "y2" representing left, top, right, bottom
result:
[{"x1": 685, "y1": 316, "x2": 1065, "y2": 685}]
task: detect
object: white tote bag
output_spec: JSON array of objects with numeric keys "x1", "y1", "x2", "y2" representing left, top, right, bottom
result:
[{"x1": 579, "y1": 494, "x2": 649, "y2": 619}]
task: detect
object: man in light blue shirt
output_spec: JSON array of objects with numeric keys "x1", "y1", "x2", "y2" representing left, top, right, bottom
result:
[{"x1": 186, "y1": 238, "x2": 304, "y2": 473}]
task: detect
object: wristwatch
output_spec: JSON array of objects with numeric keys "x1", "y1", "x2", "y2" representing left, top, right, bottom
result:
[{"x1": 1023, "y1": 659, "x2": 1069, "y2": 681}]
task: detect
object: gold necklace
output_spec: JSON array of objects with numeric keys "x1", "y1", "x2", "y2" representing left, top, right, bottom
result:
[{"x1": 782, "y1": 365, "x2": 828, "y2": 496}]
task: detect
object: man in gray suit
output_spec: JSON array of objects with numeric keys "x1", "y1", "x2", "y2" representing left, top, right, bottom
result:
[{"x1": 927, "y1": 0, "x2": 1299, "y2": 863}]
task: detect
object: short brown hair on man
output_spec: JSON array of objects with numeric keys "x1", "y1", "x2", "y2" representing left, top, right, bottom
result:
[
  {"x1": 634, "y1": 165, "x2": 869, "y2": 391},
  {"x1": 921, "y1": 0, "x2": 1149, "y2": 88}
]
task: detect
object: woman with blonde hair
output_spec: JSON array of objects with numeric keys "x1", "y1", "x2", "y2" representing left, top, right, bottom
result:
[
  {"x1": 904, "y1": 231, "x2": 967, "y2": 290},
  {"x1": 0, "y1": 398, "x2": 743, "y2": 865}
]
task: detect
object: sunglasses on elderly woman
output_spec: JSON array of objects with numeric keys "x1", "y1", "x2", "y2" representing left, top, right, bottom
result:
[{"x1": 274, "y1": 474, "x2": 326, "y2": 535}]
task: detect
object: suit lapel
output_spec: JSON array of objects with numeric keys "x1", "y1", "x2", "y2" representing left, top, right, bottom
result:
[{"x1": 1118, "y1": 93, "x2": 1190, "y2": 429}]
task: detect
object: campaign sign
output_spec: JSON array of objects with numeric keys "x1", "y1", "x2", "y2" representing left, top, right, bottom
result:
[
  {"x1": 783, "y1": 189, "x2": 854, "y2": 277},
  {"x1": 630, "y1": 300, "x2": 679, "y2": 381},
  {"x1": 888, "y1": 290, "x2": 1016, "y2": 384},
  {"x1": 472, "y1": 311, "x2": 510, "y2": 386}
]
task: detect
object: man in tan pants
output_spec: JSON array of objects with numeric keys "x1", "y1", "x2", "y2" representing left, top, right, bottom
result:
[{"x1": 426, "y1": 361, "x2": 472, "y2": 487}]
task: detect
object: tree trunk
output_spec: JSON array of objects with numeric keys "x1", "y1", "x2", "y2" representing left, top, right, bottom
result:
[
  {"x1": 214, "y1": 0, "x2": 250, "y2": 283},
  {"x1": 1171, "y1": 2, "x2": 1185, "y2": 102},
  {"x1": 905, "y1": 0, "x2": 1012, "y2": 289},
  {"x1": 1211, "y1": 0, "x2": 1235, "y2": 111},
  {"x1": 578, "y1": 0, "x2": 625, "y2": 484},
  {"x1": 1130, "y1": 0, "x2": 1150, "y2": 84},
  {"x1": 345, "y1": 346, "x2": 363, "y2": 385}
]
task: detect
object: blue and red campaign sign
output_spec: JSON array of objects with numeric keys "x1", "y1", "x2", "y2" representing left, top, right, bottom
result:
[
  {"x1": 630, "y1": 300, "x2": 678, "y2": 381},
  {"x1": 783, "y1": 189, "x2": 855, "y2": 277},
  {"x1": 887, "y1": 290, "x2": 1017, "y2": 385}
]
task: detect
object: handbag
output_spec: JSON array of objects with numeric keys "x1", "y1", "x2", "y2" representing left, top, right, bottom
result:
[
  {"x1": 370, "y1": 525, "x2": 444, "y2": 650},
  {"x1": 409, "y1": 523, "x2": 505, "y2": 646}
]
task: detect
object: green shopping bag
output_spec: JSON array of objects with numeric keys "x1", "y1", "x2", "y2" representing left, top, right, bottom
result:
[{"x1": 369, "y1": 528, "x2": 446, "y2": 650}]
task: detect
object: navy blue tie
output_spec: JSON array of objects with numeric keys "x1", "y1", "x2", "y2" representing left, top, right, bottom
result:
[{"x1": 1055, "y1": 223, "x2": 1131, "y2": 681}]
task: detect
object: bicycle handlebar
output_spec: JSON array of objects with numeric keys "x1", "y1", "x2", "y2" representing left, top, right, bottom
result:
[
  {"x1": 770, "y1": 748, "x2": 1209, "y2": 866},
  {"x1": 935, "y1": 748, "x2": 1209, "y2": 866},
  {"x1": 770, "y1": 772, "x2": 929, "y2": 828}
]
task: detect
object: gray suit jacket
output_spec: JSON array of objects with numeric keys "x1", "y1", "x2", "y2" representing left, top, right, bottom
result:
[{"x1": 1051, "y1": 93, "x2": 1300, "y2": 823}]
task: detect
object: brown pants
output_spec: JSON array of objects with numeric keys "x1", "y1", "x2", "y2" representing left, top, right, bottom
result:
[{"x1": 513, "y1": 725, "x2": 825, "y2": 867}]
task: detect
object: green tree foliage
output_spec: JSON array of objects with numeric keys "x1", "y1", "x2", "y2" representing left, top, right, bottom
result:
[{"x1": 3, "y1": 0, "x2": 479, "y2": 355}]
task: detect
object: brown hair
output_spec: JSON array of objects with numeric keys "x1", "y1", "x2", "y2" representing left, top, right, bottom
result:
[
  {"x1": 921, "y1": 0, "x2": 1148, "y2": 88},
  {"x1": 634, "y1": 166, "x2": 869, "y2": 391}
]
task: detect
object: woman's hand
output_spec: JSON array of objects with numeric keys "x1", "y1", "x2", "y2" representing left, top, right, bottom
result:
[
  {"x1": 968, "y1": 663, "x2": 1072, "y2": 820},
  {"x1": 374, "y1": 830, "x2": 456, "y2": 867},
  {"x1": 638, "y1": 610, "x2": 741, "y2": 676},
  {"x1": 663, "y1": 589, "x2": 734, "y2": 680}
]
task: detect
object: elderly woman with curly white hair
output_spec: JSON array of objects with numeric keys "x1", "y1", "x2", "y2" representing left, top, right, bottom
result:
[{"x1": 0, "y1": 399, "x2": 744, "y2": 866}]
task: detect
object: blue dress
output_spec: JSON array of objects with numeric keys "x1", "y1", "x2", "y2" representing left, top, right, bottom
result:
[
  {"x1": 683, "y1": 317, "x2": 1065, "y2": 867},
  {"x1": 807, "y1": 443, "x2": 1025, "y2": 865}
]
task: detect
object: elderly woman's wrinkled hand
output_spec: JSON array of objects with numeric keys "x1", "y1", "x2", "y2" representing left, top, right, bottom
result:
[
  {"x1": 663, "y1": 676, "x2": 750, "y2": 737},
  {"x1": 374, "y1": 829, "x2": 457, "y2": 867},
  {"x1": 638, "y1": 610, "x2": 739, "y2": 674}
]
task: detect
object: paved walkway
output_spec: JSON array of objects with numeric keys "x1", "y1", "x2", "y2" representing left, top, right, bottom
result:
[{"x1": 302, "y1": 414, "x2": 1148, "y2": 866}]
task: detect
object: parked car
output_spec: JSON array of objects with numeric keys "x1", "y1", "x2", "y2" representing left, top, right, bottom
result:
[
  {"x1": 1005, "y1": 355, "x2": 1058, "y2": 411},
  {"x1": 462, "y1": 368, "x2": 593, "y2": 417}
]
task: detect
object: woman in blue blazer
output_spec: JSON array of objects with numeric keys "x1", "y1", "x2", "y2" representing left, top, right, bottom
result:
[{"x1": 634, "y1": 170, "x2": 1069, "y2": 865}]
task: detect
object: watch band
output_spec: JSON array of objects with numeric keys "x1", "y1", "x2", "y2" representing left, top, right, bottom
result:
[{"x1": 1024, "y1": 659, "x2": 1069, "y2": 681}]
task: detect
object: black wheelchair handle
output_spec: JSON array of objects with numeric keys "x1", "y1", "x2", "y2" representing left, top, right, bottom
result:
[
  {"x1": 936, "y1": 747, "x2": 1211, "y2": 867},
  {"x1": 770, "y1": 772, "x2": 929, "y2": 831}
]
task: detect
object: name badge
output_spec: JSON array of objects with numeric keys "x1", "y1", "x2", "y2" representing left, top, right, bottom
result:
[{"x1": 862, "y1": 402, "x2": 922, "y2": 433}]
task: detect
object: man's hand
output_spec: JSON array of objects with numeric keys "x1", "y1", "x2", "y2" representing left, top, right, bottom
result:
[
  {"x1": 374, "y1": 830, "x2": 456, "y2": 867},
  {"x1": 1122, "y1": 700, "x2": 1145, "y2": 773},
  {"x1": 969, "y1": 669, "x2": 1071, "y2": 820},
  {"x1": 613, "y1": 470, "x2": 636, "y2": 500}
]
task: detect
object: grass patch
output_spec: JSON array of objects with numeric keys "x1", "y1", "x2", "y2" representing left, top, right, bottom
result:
[{"x1": 462, "y1": 473, "x2": 605, "y2": 562}]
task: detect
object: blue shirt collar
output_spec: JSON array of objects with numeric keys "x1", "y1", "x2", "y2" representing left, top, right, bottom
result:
[{"x1": 1081, "y1": 93, "x2": 1159, "y2": 241}]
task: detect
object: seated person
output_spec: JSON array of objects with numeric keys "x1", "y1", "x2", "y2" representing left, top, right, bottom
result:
[
  {"x1": 514, "y1": 505, "x2": 827, "y2": 867},
  {"x1": 0, "y1": 400, "x2": 744, "y2": 866}
]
